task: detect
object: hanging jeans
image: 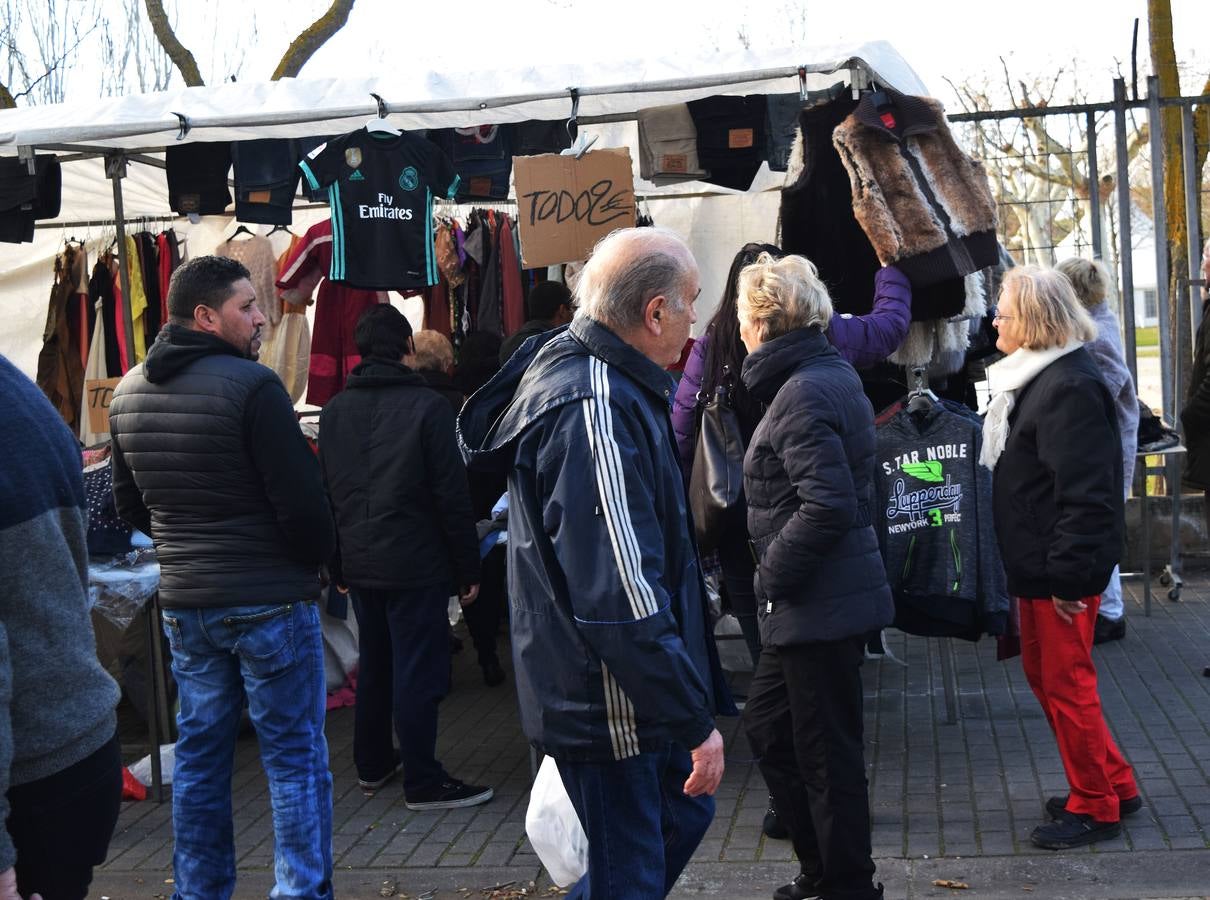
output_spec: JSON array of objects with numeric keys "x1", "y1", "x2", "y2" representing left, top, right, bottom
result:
[
  {"x1": 555, "y1": 743, "x2": 714, "y2": 900},
  {"x1": 744, "y1": 637, "x2": 881, "y2": 900},
  {"x1": 161, "y1": 601, "x2": 333, "y2": 900},
  {"x1": 1018, "y1": 595, "x2": 1138, "y2": 822}
]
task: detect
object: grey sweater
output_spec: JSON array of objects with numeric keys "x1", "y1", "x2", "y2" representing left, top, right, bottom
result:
[
  {"x1": 1086, "y1": 301, "x2": 1139, "y2": 484},
  {"x1": 874, "y1": 402, "x2": 1009, "y2": 638},
  {"x1": 1, "y1": 354, "x2": 120, "y2": 872}
]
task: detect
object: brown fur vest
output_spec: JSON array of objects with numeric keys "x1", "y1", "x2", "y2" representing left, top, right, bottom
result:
[{"x1": 832, "y1": 91, "x2": 998, "y2": 287}]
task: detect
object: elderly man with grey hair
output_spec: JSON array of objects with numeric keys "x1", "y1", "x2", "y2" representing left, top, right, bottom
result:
[{"x1": 460, "y1": 227, "x2": 735, "y2": 899}]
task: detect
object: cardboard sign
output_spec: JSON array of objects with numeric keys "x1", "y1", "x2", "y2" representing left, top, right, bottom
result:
[
  {"x1": 85, "y1": 377, "x2": 121, "y2": 434},
  {"x1": 513, "y1": 148, "x2": 636, "y2": 269}
]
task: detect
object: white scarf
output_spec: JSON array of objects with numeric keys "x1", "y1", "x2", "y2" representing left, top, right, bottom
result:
[{"x1": 979, "y1": 341, "x2": 1083, "y2": 469}]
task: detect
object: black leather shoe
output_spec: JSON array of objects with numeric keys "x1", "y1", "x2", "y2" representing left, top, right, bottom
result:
[
  {"x1": 1093, "y1": 614, "x2": 1126, "y2": 645},
  {"x1": 772, "y1": 873, "x2": 822, "y2": 900},
  {"x1": 1046, "y1": 793, "x2": 1141, "y2": 819},
  {"x1": 763, "y1": 795, "x2": 789, "y2": 839},
  {"x1": 482, "y1": 657, "x2": 506, "y2": 686},
  {"x1": 1031, "y1": 810, "x2": 1121, "y2": 849}
]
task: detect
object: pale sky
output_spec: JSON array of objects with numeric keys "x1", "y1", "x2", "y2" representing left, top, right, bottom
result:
[{"x1": 141, "y1": 0, "x2": 1210, "y2": 109}]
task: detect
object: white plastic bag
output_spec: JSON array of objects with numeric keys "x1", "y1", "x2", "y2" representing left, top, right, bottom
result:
[
  {"x1": 129, "y1": 743, "x2": 176, "y2": 786},
  {"x1": 525, "y1": 755, "x2": 588, "y2": 887}
]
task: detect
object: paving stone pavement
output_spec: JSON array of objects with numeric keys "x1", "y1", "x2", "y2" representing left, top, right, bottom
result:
[{"x1": 96, "y1": 576, "x2": 1210, "y2": 898}]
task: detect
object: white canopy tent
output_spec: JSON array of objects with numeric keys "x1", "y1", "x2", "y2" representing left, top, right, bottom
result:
[{"x1": 0, "y1": 42, "x2": 928, "y2": 380}]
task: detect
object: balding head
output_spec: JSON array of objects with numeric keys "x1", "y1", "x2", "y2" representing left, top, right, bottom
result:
[{"x1": 574, "y1": 227, "x2": 698, "y2": 332}]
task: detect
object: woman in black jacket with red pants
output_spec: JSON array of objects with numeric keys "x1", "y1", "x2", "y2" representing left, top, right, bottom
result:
[
  {"x1": 737, "y1": 253, "x2": 892, "y2": 900},
  {"x1": 983, "y1": 266, "x2": 1138, "y2": 850}
]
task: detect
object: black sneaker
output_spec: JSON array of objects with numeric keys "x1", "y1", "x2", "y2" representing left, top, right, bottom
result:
[
  {"x1": 1030, "y1": 810, "x2": 1121, "y2": 849},
  {"x1": 1046, "y1": 793, "x2": 1142, "y2": 819},
  {"x1": 482, "y1": 657, "x2": 506, "y2": 687},
  {"x1": 358, "y1": 754, "x2": 402, "y2": 794},
  {"x1": 763, "y1": 795, "x2": 789, "y2": 839},
  {"x1": 405, "y1": 779, "x2": 494, "y2": 811},
  {"x1": 772, "y1": 873, "x2": 822, "y2": 900},
  {"x1": 1093, "y1": 614, "x2": 1126, "y2": 645}
]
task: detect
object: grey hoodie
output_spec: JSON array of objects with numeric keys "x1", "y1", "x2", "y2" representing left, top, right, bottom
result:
[
  {"x1": 874, "y1": 402, "x2": 1008, "y2": 638},
  {"x1": 1, "y1": 354, "x2": 120, "y2": 871}
]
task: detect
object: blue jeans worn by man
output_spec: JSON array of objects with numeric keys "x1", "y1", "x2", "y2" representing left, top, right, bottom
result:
[
  {"x1": 556, "y1": 745, "x2": 713, "y2": 900},
  {"x1": 162, "y1": 601, "x2": 332, "y2": 900}
]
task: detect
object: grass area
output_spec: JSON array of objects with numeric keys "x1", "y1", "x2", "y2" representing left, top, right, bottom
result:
[{"x1": 1136, "y1": 326, "x2": 1158, "y2": 347}]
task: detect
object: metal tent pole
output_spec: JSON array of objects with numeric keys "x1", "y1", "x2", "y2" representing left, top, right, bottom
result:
[
  {"x1": 1113, "y1": 78, "x2": 1138, "y2": 386},
  {"x1": 1146, "y1": 76, "x2": 1173, "y2": 421},
  {"x1": 1182, "y1": 104, "x2": 1204, "y2": 338},
  {"x1": 105, "y1": 152, "x2": 137, "y2": 368},
  {"x1": 1086, "y1": 109, "x2": 1103, "y2": 259}
]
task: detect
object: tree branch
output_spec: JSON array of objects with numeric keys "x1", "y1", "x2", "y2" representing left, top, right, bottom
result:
[
  {"x1": 144, "y1": 0, "x2": 202, "y2": 86},
  {"x1": 271, "y1": 0, "x2": 354, "y2": 80}
]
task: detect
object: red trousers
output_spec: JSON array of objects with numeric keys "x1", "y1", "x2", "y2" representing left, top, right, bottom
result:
[{"x1": 1019, "y1": 595, "x2": 1137, "y2": 822}]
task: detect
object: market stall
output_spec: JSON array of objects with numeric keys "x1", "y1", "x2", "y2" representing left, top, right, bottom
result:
[{"x1": 0, "y1": 41, "x2": 929, "y2": 385}]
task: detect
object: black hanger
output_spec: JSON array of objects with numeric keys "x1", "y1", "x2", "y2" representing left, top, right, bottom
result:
[
  {"x1": 226, "y1": 224, "x2": 254, "y2": 241},
  {"x1": 267, "y1": 224, "x2": 294, "y2": 236}
]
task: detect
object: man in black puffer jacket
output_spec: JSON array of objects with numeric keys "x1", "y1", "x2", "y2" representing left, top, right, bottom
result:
[
  {"x1": 109, "y1": 256, "x2": 336, "y2": 900},
  {"x1": 319, "y1": 305, "x2": 490, "y2": 811}
]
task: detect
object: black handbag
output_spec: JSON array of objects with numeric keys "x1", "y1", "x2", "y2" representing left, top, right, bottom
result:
[{"x1": 689, "y1": 376, "x2": 745, "y2": 553}]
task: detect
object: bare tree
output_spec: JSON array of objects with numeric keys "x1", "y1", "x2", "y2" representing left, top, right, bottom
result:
[
  {"x1": 272, "y1": 0, "x2": 354, "y2": 79},
  {"x1": 0, "y1": 0, "x2": 100, "y2": 108},
  {"x1": 946, "y1": 61, "x2": 1150, "y2": 285},
  {"x1": 146, "y1": 0, "x2": 354, "y2": 87},
  {"x1": 99, "y1": 0, "x2": 175, "y2": 96},
  {"x1": 143, "y1": 0, "x2": 201, "y2": 86},
  {"x1": 1148, "y1": 0, "x2": 1210, "y2": 398}
]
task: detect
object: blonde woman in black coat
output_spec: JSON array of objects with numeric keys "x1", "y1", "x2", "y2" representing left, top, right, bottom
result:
[
  {"x1": 738, "y1": 253, "x2": 891, "y2": 900},
  {"x1": 983, "y1": 266, "x2": 1137, "y2": 850}
]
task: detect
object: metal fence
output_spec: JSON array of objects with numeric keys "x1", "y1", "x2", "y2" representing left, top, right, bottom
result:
[{"x1": 950, "y1": 77, "x2": 1209, "y2": 426}]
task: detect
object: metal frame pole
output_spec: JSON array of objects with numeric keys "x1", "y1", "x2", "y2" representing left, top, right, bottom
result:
[
  {"x1": 1147, "y1": 75, "x2": 1174, "y2": 420},
  {"x1": 144, "y1": 594, "x2": 164, "y2": 802},
  {"x1": 1087, "y1": 110, "x2": 1103, "y2": 259},
  {"x1": 1182, "y1": 103, "x2": 1204, "y2": 338},
  {"x1": 105, "y1": 152, "x2": 136, "y2": 369},
  {"x1": 1114, "y1": 78, "x2": 1139, "y2": 385}
]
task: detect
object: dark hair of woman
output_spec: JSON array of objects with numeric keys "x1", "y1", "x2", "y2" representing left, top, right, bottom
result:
[{"x1": 701, "y1": 242, "x2": 785, "y2": 427}]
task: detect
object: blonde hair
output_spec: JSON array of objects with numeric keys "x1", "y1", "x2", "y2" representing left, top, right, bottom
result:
[
  {"x1": 1055, "y1": 257, "x2": 1110, "y2": 310},
  {"x1": 1000, "y1": 266, "x2": 1097, "y2": 349},
  {"x1": 736, "y1": 253, "x2": 833, "y2": 342},
  {"x1": 411, "y1": 329, "x2": 454, "y2": 374}
]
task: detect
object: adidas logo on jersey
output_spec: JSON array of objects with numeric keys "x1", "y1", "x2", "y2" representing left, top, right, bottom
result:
[{"x1": 349, "y1": 169, "x2": 365, "y2": 181}]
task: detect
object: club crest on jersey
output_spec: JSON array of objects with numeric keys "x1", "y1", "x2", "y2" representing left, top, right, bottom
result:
[
  {"x1": 399, "y1": 166, "x2": 419, "y2": 191},
  {"x1": 345, "y1": 147, "x2": 363, "y2": 169}
]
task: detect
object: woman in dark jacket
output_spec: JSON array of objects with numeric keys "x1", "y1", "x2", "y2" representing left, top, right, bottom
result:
[
  {"x1": 671, "y1": 243, "x2": 909, "y2": 663},
  {"x1": 983, "y1": 266, "x2": 1137, "y2": 850},
  {"x1": 674, "y1": 242, "x2": 909, "y2": 842},
  {"x1": 738, "y1": 253, "x2": 892, "y2": 900}
]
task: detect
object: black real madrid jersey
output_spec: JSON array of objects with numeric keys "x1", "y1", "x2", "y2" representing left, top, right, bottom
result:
[{"x1": 299, "y1": 129, "x2": 460, "y2": 290}]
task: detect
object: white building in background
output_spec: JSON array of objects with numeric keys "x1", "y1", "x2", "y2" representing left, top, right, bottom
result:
[
  {"x1": 1123, "y1": 204, "x2": 1160, "y2": 329},
  {"x1": 1054, "y1": 200, "x2": 1158, "y2": 328}
]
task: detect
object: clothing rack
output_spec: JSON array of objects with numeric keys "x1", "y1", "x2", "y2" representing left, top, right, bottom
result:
[{"x1": 35, "y1": 215, "x2": 178, "y2": 232}]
